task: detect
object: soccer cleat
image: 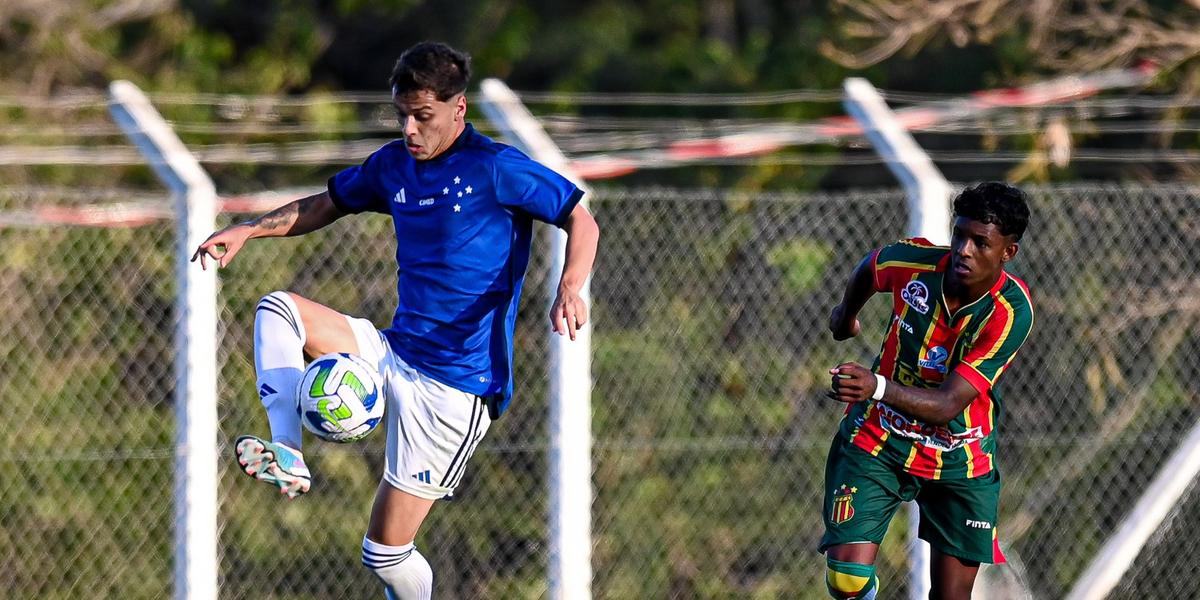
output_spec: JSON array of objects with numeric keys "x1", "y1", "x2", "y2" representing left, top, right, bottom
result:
[{"x1": 234, "y1": 435, "x2": 311, "y2": 499}]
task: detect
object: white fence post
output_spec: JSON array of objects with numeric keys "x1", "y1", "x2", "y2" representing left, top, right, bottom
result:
[
  {"x1": 844, "y1": 76, "x2": 953, "y2": 600},
  {"x1": 478, "y1": 78, "x2": 594, "y2": 600},
  {"x1": 108, "y1": 80, "x2": 219, "y2": 600},
  {"x1": 1065, "y1": 418, "x2": 1200, "y2": 600}
]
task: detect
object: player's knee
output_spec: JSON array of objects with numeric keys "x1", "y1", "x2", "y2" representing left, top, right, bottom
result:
[
  {"x1": 362, "y1": 537, "x2": 432, "y2": 600},
  {"x1": 256, "y1": 291, "x2": 303, "y2": 328},
  {"x1": 259, "y1": 290, "x2": 295, "y2": 308},
  {"x1": 826, "y1": 557, "x2": 878, "y2": 600}
]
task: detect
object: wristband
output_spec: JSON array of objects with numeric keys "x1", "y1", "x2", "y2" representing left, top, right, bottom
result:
[{"x1": 871, "y1": 374, "x2": 887, "y2": 401}]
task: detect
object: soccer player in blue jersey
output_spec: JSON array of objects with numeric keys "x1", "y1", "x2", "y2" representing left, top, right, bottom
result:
[{"x1": 191, "y1": 41, "x2": 599, "y2": 599}]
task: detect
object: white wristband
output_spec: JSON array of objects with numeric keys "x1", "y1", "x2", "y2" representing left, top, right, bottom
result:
[{"x1": 871, "y1": 374, "x2": 887, "y2": 401}]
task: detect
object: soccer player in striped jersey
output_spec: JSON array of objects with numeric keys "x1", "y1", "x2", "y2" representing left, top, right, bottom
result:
[
  {"x1": 819, "y1": 182, "x2": 1032, "y2": 600},
  {"x1": 192, "y1": 42, "x2": 599, "y2": 599}
]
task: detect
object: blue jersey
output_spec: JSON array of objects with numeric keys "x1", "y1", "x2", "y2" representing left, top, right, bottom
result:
[{"x1": 327, "y1": 123, "x2": 583, "y2": 416}]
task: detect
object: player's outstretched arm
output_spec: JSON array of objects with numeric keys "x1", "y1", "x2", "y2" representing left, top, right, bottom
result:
[
  {"x1": 549, "y1": 204, "x2": 600, "y2": 341},
  {"x1": 827, "y1": 362, "x2": 977, "y2": 426},
  {"x1": 191, "y1": 191, "x2": 345, "y2": 270},
  {"x1": 829, "y1": 251, "x2": 877, "y2": 341}
]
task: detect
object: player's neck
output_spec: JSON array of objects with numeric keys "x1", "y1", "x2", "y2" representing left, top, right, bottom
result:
[
  {"x1": 943, "y1": 269, "x2": 1002, "y2": 314},
  {"x1": 425, "y1": 122, "x2": 469, "y2": 161}
]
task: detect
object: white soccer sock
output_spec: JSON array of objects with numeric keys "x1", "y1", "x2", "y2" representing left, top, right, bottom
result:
[
  {"x1": 254, "y1": 291, "x2": 306, "y2": 450},
  {"x1": 362, "y1": 537, "x2": 433, "y2": 600}
]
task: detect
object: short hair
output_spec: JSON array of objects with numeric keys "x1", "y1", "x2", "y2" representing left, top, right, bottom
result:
[
  {"x1": 389, "y1": 42, "x2": 471, "y2": 101},
  {"x1": 953, "y1": 182, "x2": 1030, "y2": 241}
]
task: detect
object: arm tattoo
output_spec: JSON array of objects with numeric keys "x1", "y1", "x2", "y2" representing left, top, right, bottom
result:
[
  {"x1": 251, "y1": 193, "x2": 322, "y2": 234},
  {"x1": 253, "y1": 203, "x2": 298, "y2": 232}
]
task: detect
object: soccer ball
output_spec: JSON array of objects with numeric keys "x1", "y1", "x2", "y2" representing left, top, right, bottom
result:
[{"x1": 298, "y1": 352, "x2": 384, "y2": 443}]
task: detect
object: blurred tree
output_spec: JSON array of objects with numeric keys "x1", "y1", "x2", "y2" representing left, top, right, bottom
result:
[{"x1": 822, "y1": 0, "x2": 1200, "y2": 87}]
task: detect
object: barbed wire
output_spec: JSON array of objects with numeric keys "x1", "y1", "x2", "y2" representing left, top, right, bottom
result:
[{"x1": 6, "y1": 144, "x2": 1200, "y2": 168}]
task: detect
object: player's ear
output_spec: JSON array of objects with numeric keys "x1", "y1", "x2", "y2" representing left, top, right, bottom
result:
[
  {"x1": 455, "y1": 94, "x2": 467, "y2": 121},
  {"x1": 1002, "y1": 241, "x2": 1019, "y2": 263}
]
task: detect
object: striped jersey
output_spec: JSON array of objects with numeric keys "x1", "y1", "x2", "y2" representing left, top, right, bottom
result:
[{"x1": 838, "y1": 238, "x2": 1034, "y2": 480}]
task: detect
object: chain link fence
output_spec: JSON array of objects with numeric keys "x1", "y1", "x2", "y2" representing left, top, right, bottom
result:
[{"x1": 2, "y1": 183, "x2": 1198, "y2": 599}]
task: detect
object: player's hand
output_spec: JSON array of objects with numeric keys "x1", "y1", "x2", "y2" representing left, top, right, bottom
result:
[
  {"x1": 191, "y1": 224, "x2": 253, "y2": 270},
  {"x1": 549, "y1": 285, "x2": 588, "y2": 341},
  {"x1": 826, "y1": 362, "x2": 876, "y2": 403},
  {"x1": 829, "y1": 304, "x2": 861, "y2": 341}
]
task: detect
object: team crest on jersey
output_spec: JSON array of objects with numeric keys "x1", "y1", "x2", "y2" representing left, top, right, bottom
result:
[
  {"x1": 901, "y1": 281, "x2": 931, "y2": 314},
  {"x1": 831, "y1": 484, "x2": 856, "y2": 524},
  {"x1": 919, "y1": 345, "x2": 949, "y2": 373}
]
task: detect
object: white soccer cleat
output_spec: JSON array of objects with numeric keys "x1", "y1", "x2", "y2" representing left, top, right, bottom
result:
[{"x1": 234, "y1": 435, "x2": 312, "y2": 499}]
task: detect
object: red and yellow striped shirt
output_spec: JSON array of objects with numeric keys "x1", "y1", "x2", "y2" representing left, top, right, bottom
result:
[{"x1": 838, "y1": 238, "x2": 1034, "y2": 479}]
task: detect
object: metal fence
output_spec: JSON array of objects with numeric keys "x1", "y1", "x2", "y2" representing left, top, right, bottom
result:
[{"x1": 1, "y1": 183, "x2": 1198, "y2": 599}]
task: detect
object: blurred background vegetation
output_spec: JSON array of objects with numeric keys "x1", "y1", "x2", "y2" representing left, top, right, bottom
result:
[
  {"x1": 4, "y1": 0, "x2": 1200, "y2": 192},
  {"x1": 4, "y1": 1, "x2": 1200, "y2": 599}
]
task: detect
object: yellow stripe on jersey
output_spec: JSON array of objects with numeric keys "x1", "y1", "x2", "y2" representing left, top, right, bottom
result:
[
  {"x1": 957, "y1": 313, "x2": 974, "y2": 337},
  {"x1": 904, "y1": 444, "x2": 919, "y2": 470},
  {"x1": 871, "y1": 429, "x2": 889, "y2": 456},
  {"x1": 850, "y1": 401, "x2": 874, "y2": 446},
  {"x1": 1006, "y1": 271, "x2": 1036, "y2": 332},
  {"x1": 876, "y1": 260, "x2": 939, "y2": 273},
  {"x1": 972, "y1": 294, "x2": 1016, "y2": 367},
  {"x1": 895, "y1": 238, "x2": 948, "y2": 250},
  {"x1": 921, "y1": 302, "x2": 941, "y2": 352},
  {"x1": 963, "y1": 407, "x2": 976, "y2": 478}
]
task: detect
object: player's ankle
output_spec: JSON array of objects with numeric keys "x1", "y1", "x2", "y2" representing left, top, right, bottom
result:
[{"x1": 271, "y1": 437, "x2": 302, "y2": 452}]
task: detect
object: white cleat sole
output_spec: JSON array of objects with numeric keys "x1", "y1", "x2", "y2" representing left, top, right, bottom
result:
[{"x1": 235, "y1": 436, "x2": 311, "y2": 499}]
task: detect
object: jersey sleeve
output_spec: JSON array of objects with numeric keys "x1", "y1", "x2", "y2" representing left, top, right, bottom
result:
[
  {"x1": 493, "y1": 147, "x2": 584, "y2": 226},
  {"x1": 871, "y1": 238, "x2": 945, "y2": 292},
  {"x1": 327, "y1": 147, "x2": 391, "y2": 215},
  {"x1": 954, "y1": 288, "x2": 1034, "y2": 394}
]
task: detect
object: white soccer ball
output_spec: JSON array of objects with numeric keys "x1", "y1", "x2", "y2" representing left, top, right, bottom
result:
[{"x1": 298, "y1": 352, "x2": 384, "y2": 443}]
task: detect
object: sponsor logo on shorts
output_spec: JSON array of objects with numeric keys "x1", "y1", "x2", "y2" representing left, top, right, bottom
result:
[
  {"x1": 831, "y1": 484, "x2": 857, "y2": 525},
  {"x1": 412, "y1": 470, "x2": 432, "y2": 484},
  {"x1": 918, "y1": 345, "x2": 949, "y2": 373},
  {"x1": 901, "y1": 281, "x2": 931, "y2": 314},
  {"x1": 876, "y1": 402, "x2": 984, "y2": 451},
  {"x1": 965, "y1": 519, "x2": 993, "y2": 529}
]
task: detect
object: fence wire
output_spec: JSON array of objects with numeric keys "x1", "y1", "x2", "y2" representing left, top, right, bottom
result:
[{"x1": 1, "y1": 183, "x2": 1198, "y2": 599}]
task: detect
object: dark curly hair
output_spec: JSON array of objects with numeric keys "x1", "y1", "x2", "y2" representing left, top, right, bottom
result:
[
  {"x1": 953, "y1": 182, "x2": 1030, "y2": 241},
  {"x1": 389, "y1": 42, "x2": 471, "y2": 101}
]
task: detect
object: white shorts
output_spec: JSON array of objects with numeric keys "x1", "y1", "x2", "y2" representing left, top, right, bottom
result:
[{"x1": 346, "y1": 316, "x2": 491, "y2": 500}]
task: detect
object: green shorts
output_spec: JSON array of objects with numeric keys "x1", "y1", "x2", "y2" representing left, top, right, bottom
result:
[{"x1": 819, "y1": 435, "x2": 1006, "y2": 564}]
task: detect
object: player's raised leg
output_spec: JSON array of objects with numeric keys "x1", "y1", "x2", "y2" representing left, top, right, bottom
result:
[{"x1": 236, "y1": 290, "x2": 361, "y2": 498}]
